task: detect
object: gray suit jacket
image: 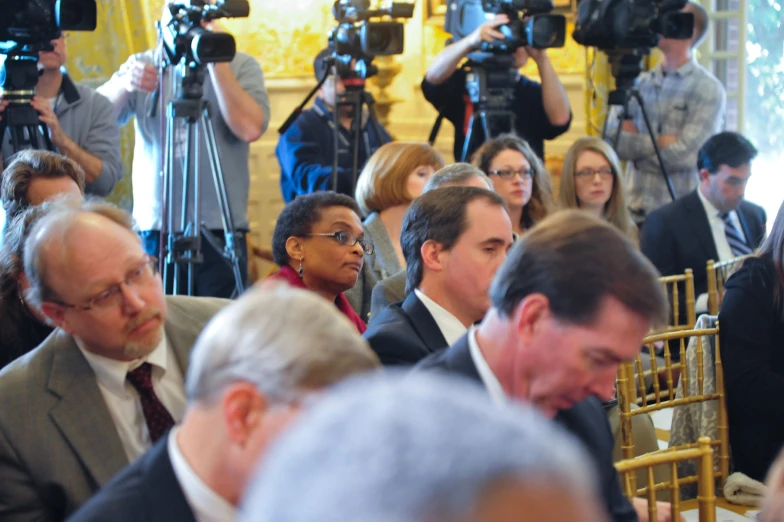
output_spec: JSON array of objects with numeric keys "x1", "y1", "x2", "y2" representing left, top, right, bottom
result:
[
  {"x1": 370, "y1": 269, "x2": 407, "y2": 320},
  {"x1": 0, "y1": 295, "x2": 227, "y2": 522}
]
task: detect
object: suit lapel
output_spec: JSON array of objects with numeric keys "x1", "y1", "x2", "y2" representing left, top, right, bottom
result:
[
  {"x1": 683, "y1": 191, "x2": 719, "y2": 262},
  {"x1": 736, "y1": 204, "x2": 759, "y2": 249},
  {"x1": 47, "y1": 332, "x2": 129, "y2": 488},
  {"x1": 142, "y1": 439, "x2": 197, "y2": 520},
  {"x1": 402, "y1": 293, "x2": 449, "y2": 354},
  {"x1": 443, "y1": 336, "x2": 482, "y2": 383}
]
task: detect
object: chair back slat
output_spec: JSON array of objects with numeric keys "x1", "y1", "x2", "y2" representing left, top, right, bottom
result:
[{"x1": 707, "y1": 255, "x2": 752, "y2": 315}]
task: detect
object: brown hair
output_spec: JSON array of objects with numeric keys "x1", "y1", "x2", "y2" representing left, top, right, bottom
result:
[
  {"x1": 758, "y1": 200, "x2": 784, "y2": 313},
  {"x1": 559, "y1": 137, "x2": 637, "y2": 244},
  {"x1": 471, "y1": 134, "x2": 555, "y2": 230},
  {"x1": 355, "y1": 142, "x2": 445, "y2": 216},
  {"x1": 490, "y1": 209, "x2": 668, "y2": 328},
  {"x1": 1, "y1": 151, "x2": 86, "y2": 221}
]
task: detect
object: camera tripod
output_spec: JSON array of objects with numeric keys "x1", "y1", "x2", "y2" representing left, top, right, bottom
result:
[
  {"x1": 279, "y1": 54, "x2": 387, "y2": 196},
  {"x1": 602, "y1": 52, "x2": 676, "y2": 202},
  {"x1": 0, "y1": 52, "x2": 55, "y2": 153},
  {"x1": 429, "y1": 57, "x2": 518, "y2": 162},
  {"x1": 159, "y1": 63, "x2": 246, "y2": 297}
]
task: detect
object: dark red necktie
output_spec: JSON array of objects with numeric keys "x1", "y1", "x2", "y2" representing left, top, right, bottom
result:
[{"x1": 126, "y1": 362, "x2": 175, "y2": 443}]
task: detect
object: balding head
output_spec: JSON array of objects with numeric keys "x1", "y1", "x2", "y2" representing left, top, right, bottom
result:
[{"x1": 25, "y1": 199, "x2": 166, "y2": 361}]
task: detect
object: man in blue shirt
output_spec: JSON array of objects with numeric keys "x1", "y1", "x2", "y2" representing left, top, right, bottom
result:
[
  {"x1": 422, "y1": 14, "x2": 572, "y2": 162},
  {"x1": 277, "y1": 49, "x2": 393, "y2": 203}
]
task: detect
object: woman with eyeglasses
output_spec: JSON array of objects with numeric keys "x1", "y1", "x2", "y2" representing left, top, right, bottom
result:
[
  {"x1": 472, "y1": 134, "x2": 555, "y2": 236},
  {"x1": 268, "y1": 192, "x2": 372, "y2": 333},
  {"x1": 0, "y1": 206, "x2": 53, "y2": 369},
  {"x1": 559, "y1": 137, "x2": 637, "y2": 242}
]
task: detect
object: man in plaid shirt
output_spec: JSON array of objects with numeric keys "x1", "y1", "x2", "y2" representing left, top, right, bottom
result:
[{"x1": 606, "y1": 1, "x2": 726, "y2": 225}]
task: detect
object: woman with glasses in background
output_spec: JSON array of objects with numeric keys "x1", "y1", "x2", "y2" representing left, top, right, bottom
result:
[
  {"x1": 268, "y1": 192, "x2": 372, "y2": 333},
  {"x1": 559, "y1": 136, "x2": 637, "y2": 242},
  {"x1": 472, "y1": 134, "x2": 555, "y2": 236}
]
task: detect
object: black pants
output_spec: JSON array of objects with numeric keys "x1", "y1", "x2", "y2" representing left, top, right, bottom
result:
[{"x1": 140, "y1": 229, "x2": 248, "y2": 299}]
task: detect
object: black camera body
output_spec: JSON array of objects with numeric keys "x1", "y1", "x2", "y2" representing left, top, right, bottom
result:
[
  {"x1": 573, "y1": 0, "x2": 694, "y2": 51},
  {"x1": 445, "y1": 0, "x2": 566, "y2": 55},
  {"x1": 327, "y1": 0, "x2": 414, "y2": 80},
  {"x1": 161, "y1": 0, "x2": 250, "y2": 67},
  {"x1": 0, "y1": 0, "x2": 97, "y2": 51}
]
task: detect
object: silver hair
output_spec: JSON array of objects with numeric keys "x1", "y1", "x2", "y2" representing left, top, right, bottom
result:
[
  {"x1": 185, "y1": 285, "x2": 379, "y2": 404},
  {"x1": 239, "y1": 372, "x2": 598, "y2": 522},
  {"x1": 22, "y1": 197, "x2": 134, "y2": 311},
  {"x1": 424, "y1": 163, "x2": 493, "y2": 192}
]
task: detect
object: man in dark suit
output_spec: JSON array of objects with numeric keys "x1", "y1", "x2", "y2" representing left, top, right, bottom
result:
[
  {"x1": 69, "y1": 285, "x2": 380, "y2": 521},
  {"x1": 0, "y1": 201, "x2": 227, "y2": 521},
  {"x1": 641, "y1": 131, "x2": 766, "y2": 320},
  {"x1": 364, "y1": 186, "x2": 514, "y2": 366},
  {"x1": 417, "y1": 210, "x2": 672, "y2": 522}
]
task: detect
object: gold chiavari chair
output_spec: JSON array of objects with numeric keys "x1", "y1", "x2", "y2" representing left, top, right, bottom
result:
[
  {"x1": 707, "y1": 255, "x2": 752, "y2": 315},
  {"x1": 658, "y1": 269, "x2": 697, "y2": 334},
  {"x1": 615, "y1": 438, "x2": 716, "y2": 522},
  {"x1": 617, "y1": 325, "x2": 730, "y2": 491}
]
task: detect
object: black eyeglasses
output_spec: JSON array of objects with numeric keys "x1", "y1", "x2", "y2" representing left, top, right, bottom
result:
[
  {"x1": 488, "y1": 168, "x2": 535, "y2": 180},
  {"x1": 52, "y1": 256, "x2": 159, "y2": 312},
  {"x1": 307, "y1": 231, "x2": 374, "y2": 255}
]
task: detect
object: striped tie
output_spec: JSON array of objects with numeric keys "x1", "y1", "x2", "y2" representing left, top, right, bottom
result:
[{"x1": 719, "y1": 212, "x2": 753, "y2": 256}]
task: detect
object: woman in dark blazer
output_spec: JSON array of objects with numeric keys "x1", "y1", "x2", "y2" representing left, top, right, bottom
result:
[{"x1": 720, "y1": 200, "x2": 784, "y2": 482}]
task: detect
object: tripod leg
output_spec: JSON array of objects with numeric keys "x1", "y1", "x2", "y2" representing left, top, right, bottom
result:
[
  {"x1": 461, "y1": 114, "x2": 476, "y2": 163},
  {"x1": 201, "y1": 106, "x2": 246, "y2": 296},
  {"x1": 163, "y1": 108, "x2": 176, "y2": 293},
  {"x1": 632, "y1": 91, "x2": 676, "y2": 201},
  {"x1": 480, "y1": 113, "x2": 491, "y2": 147}
]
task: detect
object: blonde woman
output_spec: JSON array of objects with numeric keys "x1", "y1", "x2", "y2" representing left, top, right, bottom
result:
[
  {"x1": 346, "y1": 142, "x2": 444, "y2": 321},
  {"x1": 559, "y1": 137, "x2": 637, "y2": 242},
  {"x1": 472, "y1": 134, "x2": 554, "y2": 236}
]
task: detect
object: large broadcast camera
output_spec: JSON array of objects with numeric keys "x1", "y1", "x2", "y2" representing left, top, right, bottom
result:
[
  {"x1": 572, "y1": 0, "x2": 695, "y2": 203},
  {"x1": 0, "y1": 0, "x2": 97, "y2": 151},
  {"x1": 160, "y1": 0, "x2": 250, "y2": 68},
  {"x1": 328, "y1": 0, "x2": 415, "y2": 80}
]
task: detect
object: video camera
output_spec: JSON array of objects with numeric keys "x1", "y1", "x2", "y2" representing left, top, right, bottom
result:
[
  {"x1": 160, "y1": 0, "x2": 250, "y2": 67},
  {"x1": 328, "y1": 0, "x2": 414, "y2": 80},
  {"x1": 573, "y1": 0, "x2": 693, "y2": 51},
  {"x1": 445, "y1": 0, "x2": 566, "y2": 56}
]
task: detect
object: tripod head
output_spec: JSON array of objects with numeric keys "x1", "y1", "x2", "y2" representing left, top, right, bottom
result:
[{"x1": 606, "y1": 50, "x2": 648, "y2": 106}]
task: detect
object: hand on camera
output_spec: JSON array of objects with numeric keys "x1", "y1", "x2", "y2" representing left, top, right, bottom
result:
[
  {"x1": 469, "y1": 14, "x2": 509, "y2": 48},
  {"x1": 118, "y1": 56, "x2": 159, "y2": 94},
  {"x1": 30, "y1": 96, "x2": 67, "y2": 147}
]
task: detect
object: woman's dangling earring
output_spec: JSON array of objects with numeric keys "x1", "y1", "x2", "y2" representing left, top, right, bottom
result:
[{"x1": 298, "y1": 258, "x2": 304, "y2": 277}]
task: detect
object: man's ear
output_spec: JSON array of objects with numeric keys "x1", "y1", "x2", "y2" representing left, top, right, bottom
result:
[
  {"x1": 222, "y1": 383, "x2": 267, "y2": 448},
  {"x1": 420, "y1": 240, "x2": 445, "y2": 273},
  {"x1": 698, "y1": 168, "x2": 712, "y2": 184},
  {"x1": 513, "y1": 294, "x2": 551, "y2": 343},
  {"x1": 39, "y1": 299, "x2": 68, "y2": 330},
  {"x1": 285, "y1": 237, "x2": 305, "y2": 264}
]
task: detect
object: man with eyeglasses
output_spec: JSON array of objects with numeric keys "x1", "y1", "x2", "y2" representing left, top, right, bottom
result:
[
  {"x1": 0, "y1": 199, "x2": 228, "y2": 521},
  {"x1": 364, "y1": 186, "x2": 514, "y2": 366}
]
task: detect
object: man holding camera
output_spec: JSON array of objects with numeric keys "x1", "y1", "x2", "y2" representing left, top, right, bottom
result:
[
  {"x1": 606, "y1": 1, "x2": 726, "y2": 226},
  {"x1": 422, "y1": 14, "x2": 571, "y2": 162},
  {"x1": 277, "y1": 48, "x2": 393, "y2": 204},
  {"x1": 0, "y1": 34, "x2": 122, "y2": 197},
  {"x1": 98, "y1": 10, "x2": 270, "y2": 299}
]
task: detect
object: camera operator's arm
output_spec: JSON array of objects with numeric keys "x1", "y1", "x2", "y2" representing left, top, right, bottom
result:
[
  {"x1": 97, "y1": 55, "x2": 158, "y2": 123},
  {"x1": 208, "y1": 60, "x2": 268, "y2": 142},
  {"x1": 424, "y1": 15, "x2": 508, "y2": 85},
  {"x1": 605, "y1": 104, "x2": 657, "y2": 161},
  {"x1": 527, "y1": 48, "x2": 570, "y2": 126}
]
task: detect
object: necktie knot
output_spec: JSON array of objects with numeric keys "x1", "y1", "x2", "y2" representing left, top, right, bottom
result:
[
  {"x1": 126, "y1": 362, "x2": 153, "y2": 391},
  {"x1": 719, "y1": 211, "x2": 730, "y2": 221}
]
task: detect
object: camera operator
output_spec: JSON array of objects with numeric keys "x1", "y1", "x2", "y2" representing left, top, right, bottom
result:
[
  {"x1": 422, "y1": 14, "x2": 571, "y2": 162},
  {"x1": 276, "y1": 48, "x2": 393, "y2": 204},
  {"x1": 0, "y1": 34, "x2": 122, "y2": 197},
  {"x1": 605, "y1": 1, "x2": 726, "y2": 226},
  {"x1": 97, "y1": 12, "x2": 270, "y2": 298}
]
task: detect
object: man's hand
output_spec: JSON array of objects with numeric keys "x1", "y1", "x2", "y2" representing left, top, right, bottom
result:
[
  {"x1": 30, "y1": 96, "x2": 68, "y2": 148},
  {"x1": 633, "y1": 498, "x2": 687, "y2": 522},
  {"x1": 657, "y1": 134, "x2": 678, "y2": 149},
  {"x1": 469, "y1": 14, "x2": 509, "y2": 48},
  {"x1": 525, "y1": 46, "x2": 548, "y2": 64},
  {"x1": 622, "y1": 120, "x2": 639, "y2": 134},
  {"x1": 117, "y1": 56, "x2": 159, "y2": 94}
]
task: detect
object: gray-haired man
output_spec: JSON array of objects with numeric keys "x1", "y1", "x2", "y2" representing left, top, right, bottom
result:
[{"x1": 70, "y1": 285, "x2": 380, "y2": 522}]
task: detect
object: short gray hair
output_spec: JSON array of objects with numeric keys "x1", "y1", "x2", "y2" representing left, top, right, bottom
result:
[
  {"x1": 240, "y1": 372, "x2": 597, "y2": 522},
  {"x1": 424, "y1": 163, "x2": 492, "y2": 192},
  {"x1": 23, "y1": 198, "x2": 135, "y2": 310},
  {"x1": 185, "y1": 285, "x2": 380, "y2": 404}
]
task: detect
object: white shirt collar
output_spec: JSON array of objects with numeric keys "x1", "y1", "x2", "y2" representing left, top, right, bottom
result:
[
  {"x1": 168, "y1": 427, "x2": 237, "y2": 522},
  {"x1": 467, "y1": 326, "x2": 507, "y2": 406},
  {"x1": 79, "y1": 336, "x2": 169, "y2": 399},
  {"x1": 414, "y1": 289, "x2": 468, "y2": 346},
  {"x1": 697, "y1": 185, "x2": 724, "y2": 220}
]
